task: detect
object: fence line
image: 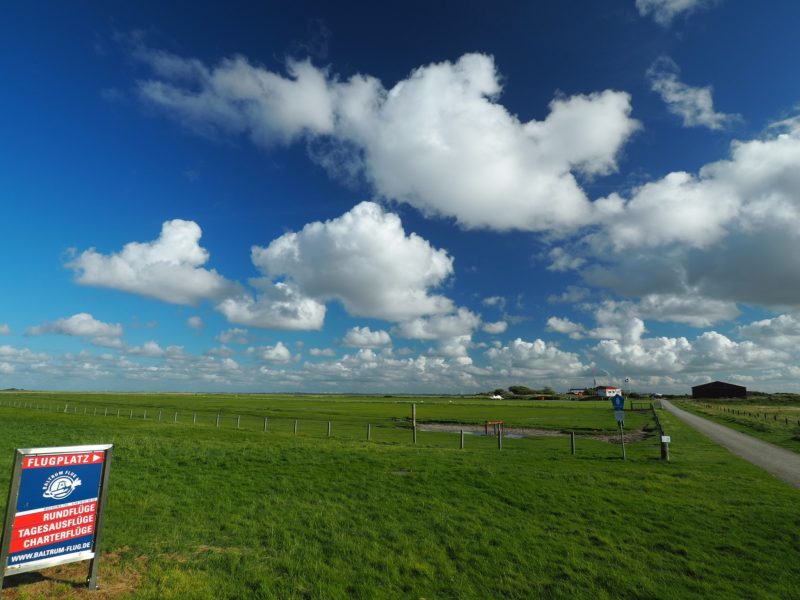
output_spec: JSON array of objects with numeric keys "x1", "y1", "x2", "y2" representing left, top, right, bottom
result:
[
  {"x1": 0, "y1": 398, "x2": 674, "y2": 458},
  {"x1": 700, "y1": 403, "x2": 800, "y2": 427},
  {"x1": 0, "y1": 399, "x2": 511, "y2": 451}
]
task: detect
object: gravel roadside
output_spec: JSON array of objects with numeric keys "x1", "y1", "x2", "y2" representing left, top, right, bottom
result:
[{"x1": 662, "y1": 399, "x2": 800, "y2": 489}]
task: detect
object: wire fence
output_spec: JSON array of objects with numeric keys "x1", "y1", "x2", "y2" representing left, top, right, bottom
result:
[
  {"x1": 0, "y1": 398, "x2": 675, "y2": 459},
  {"x1": 699, "y1": 403, "x2": 800, "y2": 427},
  {"x1": 0, "y1": 398, "x2": 524, "y2": 452}
]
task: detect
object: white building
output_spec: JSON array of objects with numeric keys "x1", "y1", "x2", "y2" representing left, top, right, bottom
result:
[{"x1": 596, "y1": 386, "x2": 622, "y2": 397}]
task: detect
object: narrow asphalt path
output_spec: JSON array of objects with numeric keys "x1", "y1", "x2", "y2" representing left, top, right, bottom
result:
[{"x1": 661, "y1": 400, "x2": 800, "y2": 489}]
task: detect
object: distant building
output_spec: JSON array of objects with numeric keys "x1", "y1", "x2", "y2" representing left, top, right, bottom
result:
[
  {"x1": 568, "y1": 388, "x2": 585, "y2": 396},
  {"x1": 692, "y1": 381, "x2": 746, "y2": 399},
  {"x1": 596, "y1": 386, "x2": 622, "y2": 397}
]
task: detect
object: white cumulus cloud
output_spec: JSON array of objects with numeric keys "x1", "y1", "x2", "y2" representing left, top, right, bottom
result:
[
  {"x1": 0, "y1": 324, "x2": 10, "y2": 335},
  {"x1": 648, "y1": 57, "x2": 738, "y2": 130},
  {"x1": 134, "y1": 46, "x2": 639, "y2": 232},
  {"x1": 397, "y1": 308, "x2": 482, "y2": 358},
  {"x1": 737, "y1": 314, "x2": 800, "y2": 349},
  {"x1": 127, "y1": 341, "x2": 165, "y2": 357},
  {"x1": 637, "y1": 293, "x2": 739, "y2": 327},
  {"x1": 309, "y1": 347, "x2": 336, "y2": 357},
  {"x1": 260, "y1": 342, "x2": 292, "y2": 363},
  {"x1": 482, "y1": 321, "x2": 508, "y2": 335},
  {"x1": 27, "y1": 313, "x2": 124, "y2": 348},
  {"x1": 216, "y1": 328, "x2": 250, "y2": 344},
  {"x1": 343, "y1": 326, "x2": 392, "y2": 348},
  {"x1": 586, "y1": 119, "x2": 800, "y2": 307},
  {"x1": 251, "y1": 201, "x2": 454, "y2": 321},
  {"x1": 486, "y1": 338, "x2": 589, "y2": 378},
  {"x1": 546, "y1": 317, "x2": 586, "y2": 340},
  {"x1": 217, "y1": 281, "x2": 326, "y2": 330},
  {"x1": 68, "y1": 219, "x2": 238, "y2": 305},
  {"x1": 596, "y1": 330, "x2": 787, "y2": 375}
]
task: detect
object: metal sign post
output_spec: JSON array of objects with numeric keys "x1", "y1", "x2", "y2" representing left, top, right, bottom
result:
[
  {"x1": 610, "y1": 394, "x2": 626, "y2": 460},
  {"x1": 0, "y1": 444, "x2": 113, "y2": 596}
]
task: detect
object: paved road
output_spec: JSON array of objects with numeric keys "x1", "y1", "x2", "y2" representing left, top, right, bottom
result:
[{"x1": 661, "y1": 400, "x2": 800, "y2": 489}]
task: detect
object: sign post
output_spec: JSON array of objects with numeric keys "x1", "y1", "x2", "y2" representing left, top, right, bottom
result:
[
  {"x1": 610, "y1": 394, "x2": 626, "y2": 460},
  {"x1": 0, "y1": 444, "x2": 113, "y2": 596}
]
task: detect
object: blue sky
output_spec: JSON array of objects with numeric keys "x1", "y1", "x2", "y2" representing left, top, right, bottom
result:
[{"x1": 2, "y1": 1, "x2": 800, "y2": 393}]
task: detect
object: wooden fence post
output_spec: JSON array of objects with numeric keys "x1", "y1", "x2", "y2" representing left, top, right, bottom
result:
[{"x1": 570, "y1": 432, "x2": 576, "y2": 455}]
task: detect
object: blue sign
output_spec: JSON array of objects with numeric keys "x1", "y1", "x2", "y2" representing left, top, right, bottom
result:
[
  {"x1": 2, "y1": 445, "x2": 112, "y2": 580},
  {"x1": 611, "y1": 394, "x2": 625, "y2": 410}
]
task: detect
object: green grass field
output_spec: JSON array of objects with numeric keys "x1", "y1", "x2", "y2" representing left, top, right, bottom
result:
[{"x1": 1, "y1": 393, "x2": 799, "y2": 599}]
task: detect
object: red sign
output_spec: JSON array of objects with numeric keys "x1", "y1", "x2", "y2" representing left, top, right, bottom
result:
[
  {"x1": 22, "y1": 452, "x2": 104, "y2": 470},
  {"x1": 9, "y1": 500, "x2": 98, "y2": 553}
]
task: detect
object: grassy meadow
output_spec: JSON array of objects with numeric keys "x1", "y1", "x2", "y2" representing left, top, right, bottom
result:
[{"x1": 0, "y1": 392, "x2": 798, "y2": 599}]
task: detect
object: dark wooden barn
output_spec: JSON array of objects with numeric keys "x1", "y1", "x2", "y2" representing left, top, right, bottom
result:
[{"x1": 691, "y1": 381, "x2": 747, "y2": 399}]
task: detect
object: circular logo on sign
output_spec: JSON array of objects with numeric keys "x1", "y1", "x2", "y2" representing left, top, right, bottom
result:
[{"x1": 42, "y1": 470, "x2": 83, "y2": 500}]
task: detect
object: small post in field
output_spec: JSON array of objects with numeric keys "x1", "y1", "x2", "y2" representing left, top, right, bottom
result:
[
  {"x1": 129, "y1": 409, "x2": 133, "y2": 419},
  {"x1": 327, "y1": 421, "x2": 331, "y2": 437},
  {"x1": 216, "y1": 414, "x2": 220, "y2": 428},
  {"x1": 497, "y1": 427, "x2": 502, "y2": 450},
  {"x1": 570, "y1": 431, "x2": 576, "y2": 455},
  {"x1": 158, "y1": 410, "x2": 162, "y2": 422},
  {"x1": 117, "y1": 409, "x2": 120, "y2": 418},
  {"x1": 174, "y1": 411, "x2": 178, "y2": 424},
  {"x1": 412, "y1": 403, "x2": 416, "y2": 429},
  {"x1": 413, "y1": 426, "x2": 417, "y2": 445},
  {"x1": 236, "y1": 415, "x2": 241, "y2": 429},
  {"x1": 367, "y1": 423, "x2": 372, "y2": 441},
  {"x1": 294, "y1": 420, "x2": 298, "y2": 435},
  {"x1": 264, "y1": 417, "x2": 269, "y2": 432},
  {"x1": 193, "y1": 413, "x2": 197, "y2": 425},
  {"x1": 143, "y1": 409, "x2": 147, "y2": 420},
  {"x1": 460, "y1": 430, "x2": 464, "y2": 449},
  {"x1": 619, "y1": 422, "x2": 626, "y2": 460}
]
